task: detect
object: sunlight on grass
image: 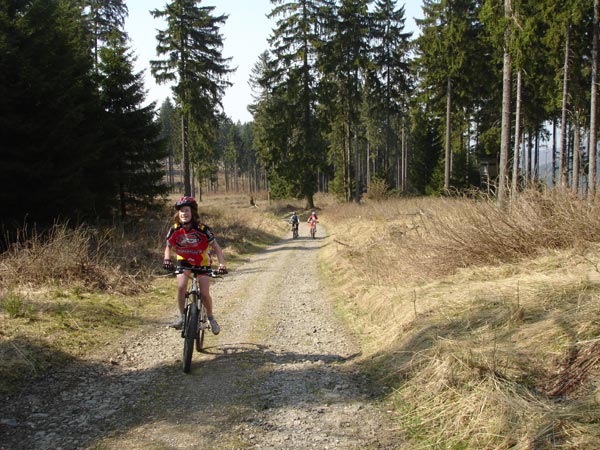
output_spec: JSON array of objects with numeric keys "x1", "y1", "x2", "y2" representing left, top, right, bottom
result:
[{"x1": 320, "y1": 189, "x2": 600, "y2": 448}]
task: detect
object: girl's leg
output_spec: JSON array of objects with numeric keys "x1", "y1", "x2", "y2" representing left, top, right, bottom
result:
[
  {"x1": 199, "y1": 276, "x2": 220, "y2": 334},
  {"x1": 176, "y1": 271, "x2": 190, "y2": 314}
]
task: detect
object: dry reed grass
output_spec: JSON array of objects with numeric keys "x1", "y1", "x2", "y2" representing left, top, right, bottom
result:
[
  {"x1": 0, "y1": 222, "x2": 148, "y2": 295},
  {"x1": 320, "y1": 189, "x2": 600, "y2": 448},
  {"x1": 328, "y1": 189, "x2": 600, "y2": 283}
]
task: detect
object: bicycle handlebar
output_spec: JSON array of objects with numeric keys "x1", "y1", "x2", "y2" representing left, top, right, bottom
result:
[{"x1": 171, "y1": 266, "x2": 227, "y2": 277}]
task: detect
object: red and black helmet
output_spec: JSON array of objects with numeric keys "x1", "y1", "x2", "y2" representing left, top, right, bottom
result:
[{"x1": 175, "y1": 196, "x2": 198, "y2": 210}]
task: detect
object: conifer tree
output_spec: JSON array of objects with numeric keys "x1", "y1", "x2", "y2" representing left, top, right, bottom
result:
[
  {"x1": 258, "y1": 0, "x2": 330, "y2": 208},
  {"x1": 151, "y1": 0, "x2": 233, "y2": 197},
  {"x1": 81, "y1": 0, "x2": 128, "y2": 70},
  {"x1": 98, "y1": 36, "x2": 168, "y2": 219},
  {"x1": 0, "y1": 0, "x2": 105, "y2": 224},
  {"x1": 369, "y1": 0, "x2": 412, "y2": 188},
  {"x1": 320, "y1": 0, "x2": 372, "y2": 202}
]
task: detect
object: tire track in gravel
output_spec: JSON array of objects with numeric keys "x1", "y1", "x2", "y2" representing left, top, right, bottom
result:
[{"x1": 0, "y1": 223, "x2": 401, "y2": 450}]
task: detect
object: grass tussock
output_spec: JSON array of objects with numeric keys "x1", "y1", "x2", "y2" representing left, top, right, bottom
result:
[{"x1": 320, "y1": 188, "x2": 600, "y2": 448}]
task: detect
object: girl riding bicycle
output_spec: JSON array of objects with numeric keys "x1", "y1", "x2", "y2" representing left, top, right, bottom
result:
[{"x1": 163, "y1": 196, "x2": 227, "y2": 332}]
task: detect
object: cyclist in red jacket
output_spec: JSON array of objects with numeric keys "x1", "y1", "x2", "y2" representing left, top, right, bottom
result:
[{"x1": 163, "y1": 196, "x2": 226, "y2": 332}]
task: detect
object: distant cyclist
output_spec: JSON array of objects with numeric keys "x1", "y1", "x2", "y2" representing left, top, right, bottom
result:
[
  {"x1": 163, "y1": 196, "x2": 227, "y2": 332},
  {"x1": 289, "y1": 211, "x2": 299, "y2": 234},
  {"x1": 307, "y1": 211, "x2": 319, "y2": 237}
]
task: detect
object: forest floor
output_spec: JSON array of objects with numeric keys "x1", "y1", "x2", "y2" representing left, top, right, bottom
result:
[{"x1": 0, "y1": 222, "x2": 402, "y2": 449}]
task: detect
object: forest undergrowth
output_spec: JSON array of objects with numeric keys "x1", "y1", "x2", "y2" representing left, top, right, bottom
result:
[{"x1": 321, "y1": 188, "x2": 600, "y2": 449}]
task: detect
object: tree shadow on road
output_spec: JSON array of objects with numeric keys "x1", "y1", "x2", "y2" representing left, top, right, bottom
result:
[{"x1": 0, "y1": 338, "x2": 379, "y2": 450}]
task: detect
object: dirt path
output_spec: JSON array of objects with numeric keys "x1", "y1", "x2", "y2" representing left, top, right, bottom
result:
[{"x1": 0, "y1": 223, "x2": 400, "y2": 449}]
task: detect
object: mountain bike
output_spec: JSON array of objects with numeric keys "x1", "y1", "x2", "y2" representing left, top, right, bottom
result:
[
  {"x1": 309, "y1": 220, "x2": 318, "y2": 239},
  {"x1": 176, "y1": 266, "x2": 225, "y2": 373},
  {"x1": 291, "y1": 222, "x2": 299, "y2": 239}
]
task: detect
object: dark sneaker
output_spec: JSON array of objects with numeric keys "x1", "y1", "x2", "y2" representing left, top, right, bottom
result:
[
  {"x1": 170, "y1": 315, "x2": 184, "y2": 330},
  {"x1": 209, "y1": 317, "x2": 220, "y2": 335}
]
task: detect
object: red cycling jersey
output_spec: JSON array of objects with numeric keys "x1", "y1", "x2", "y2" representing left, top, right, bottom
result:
[{"x1": 165, "y1": 223, "x2": 215, "y2": 266}]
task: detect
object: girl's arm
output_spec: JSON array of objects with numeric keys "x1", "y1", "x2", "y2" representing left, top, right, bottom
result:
[{"x1": 211, "y1": 241, "x2": 226, "y2": 266}]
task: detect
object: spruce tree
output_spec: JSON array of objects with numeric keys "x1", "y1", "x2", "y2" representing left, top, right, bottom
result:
[
  {"x1": 151, "y1": 0, "x2": 233, "y2": 196},
  {"x1": 0, "y1": 0, "x2": 105, "y2": 224},
  {"x1": 98, "y1": 36, "x2": 169, "y2": 219}
]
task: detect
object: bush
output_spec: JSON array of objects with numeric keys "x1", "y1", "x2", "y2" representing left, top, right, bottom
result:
[{"x1": 367, "y1": 178, "x2": 389, "y2": 201}]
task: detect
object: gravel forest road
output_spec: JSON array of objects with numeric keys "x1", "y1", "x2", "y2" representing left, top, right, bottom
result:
[{"x1": 0, "y1": 223, "x2": 401, "y2": 449}]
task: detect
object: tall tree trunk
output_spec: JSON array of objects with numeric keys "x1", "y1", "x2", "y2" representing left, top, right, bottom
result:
[
  {"x1": 353, "y1": 128, "x2": 360, "y2": 203},
  {"x1": 191, "y1": 165, "x2": 196, "y2": 198},
  {"x1": 559, "y1": 26, "x2": 570, "y2": 189},
  {"x1": 404, "y1": 132, "x2": 408, "y2": 192},
  {"x1": 552, "y1": 120, "x2": 557, "y2": 186},
  {"x1": 523, "y1": 133, "x2": 528, "y2": 187},
  {"x1": 534, "y1": 131, "x2": 539, "y2": 182},
  {"x1": 345, "y1": 121, "x2": 351, "y2": 202},
  {"x1": 497, "y1": 0, "x2": 512, "y2": 208},
  {"x1": 444, "y1": 77, "x2": 452, "y2": 192},
  {"x1": 573, "y1": 121, "x2": 581, "y2": 195},
  {"x1": 182, "y1": 113, "x2": 191, "y2": 196},
  {"x1": 589, "y1": 0, "x2": 599, "y2": 200},
  {"x1": 366, "y1": 134, "x2": 371, "y2": 189},
  {"x1": 466, "y1": 121, "x2": 470, "y2": 186},
  {"x1": 168, "y1": 152, "x2": 174, "y2": 188},
  {"x1": 402, "y1": 124, "x2": 407, "y2": 192},
  {"x1": 511, "y1": 70, "x2": 522, "y2": 194}
]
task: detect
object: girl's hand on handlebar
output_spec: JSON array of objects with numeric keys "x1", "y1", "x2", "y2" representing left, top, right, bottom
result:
[
  {"x1": 217, "y1": 264, "x2": 228, "y2": 275},
  {"x1": 163, "y1": 259, "x2": 174, "y2": 271}
]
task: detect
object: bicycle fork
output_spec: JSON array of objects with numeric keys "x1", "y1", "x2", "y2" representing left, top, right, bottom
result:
[{"x1": 182, "y1": 291, "x2": 209, "y2": 338}]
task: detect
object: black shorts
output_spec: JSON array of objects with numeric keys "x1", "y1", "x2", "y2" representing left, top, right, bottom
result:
[{"x1": 175, "y1": 261, "x2": 211, "y2": 274}]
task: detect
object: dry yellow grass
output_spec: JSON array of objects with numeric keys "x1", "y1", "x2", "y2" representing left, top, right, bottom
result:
[{"x1": 320, "y1": 189, "x2": 600, "y2": 448}]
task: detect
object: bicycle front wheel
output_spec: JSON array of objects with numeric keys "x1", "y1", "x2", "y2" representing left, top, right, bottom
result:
[{"x1": 183, "y1": 301, "x2": 199, "y2": 373}]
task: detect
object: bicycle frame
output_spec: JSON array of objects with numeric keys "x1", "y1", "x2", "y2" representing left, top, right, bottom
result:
[
  {"x1": 180, "y1": 266, "x2": 219, "y2": 373},
  {"x1": 183, "y1": 272, "x2": 209, "y2": 335},
  {"x1": 309, "y1": 220, "x2": 318, "y2": 238}
]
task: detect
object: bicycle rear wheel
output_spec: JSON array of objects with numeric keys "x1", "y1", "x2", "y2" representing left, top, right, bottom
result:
[
  {"x1": 196, "y1": 303, "x2": 207, "y2": 352},
  {"x1": 183, "y1": 300, "x2": 199, "y2": 373}
]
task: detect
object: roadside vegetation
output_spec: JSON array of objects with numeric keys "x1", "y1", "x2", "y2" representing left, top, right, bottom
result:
[
  {"x1": 0, "y1": 193, "x2": 286, "y2": 394},
  {"x1": 320, "y1": 189, "x2": 600, "y2": 449}
]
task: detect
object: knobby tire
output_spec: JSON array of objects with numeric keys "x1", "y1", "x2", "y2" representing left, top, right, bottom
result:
[{"x1": 183, "y1": 300, "x2": 199, "y2": 373}]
